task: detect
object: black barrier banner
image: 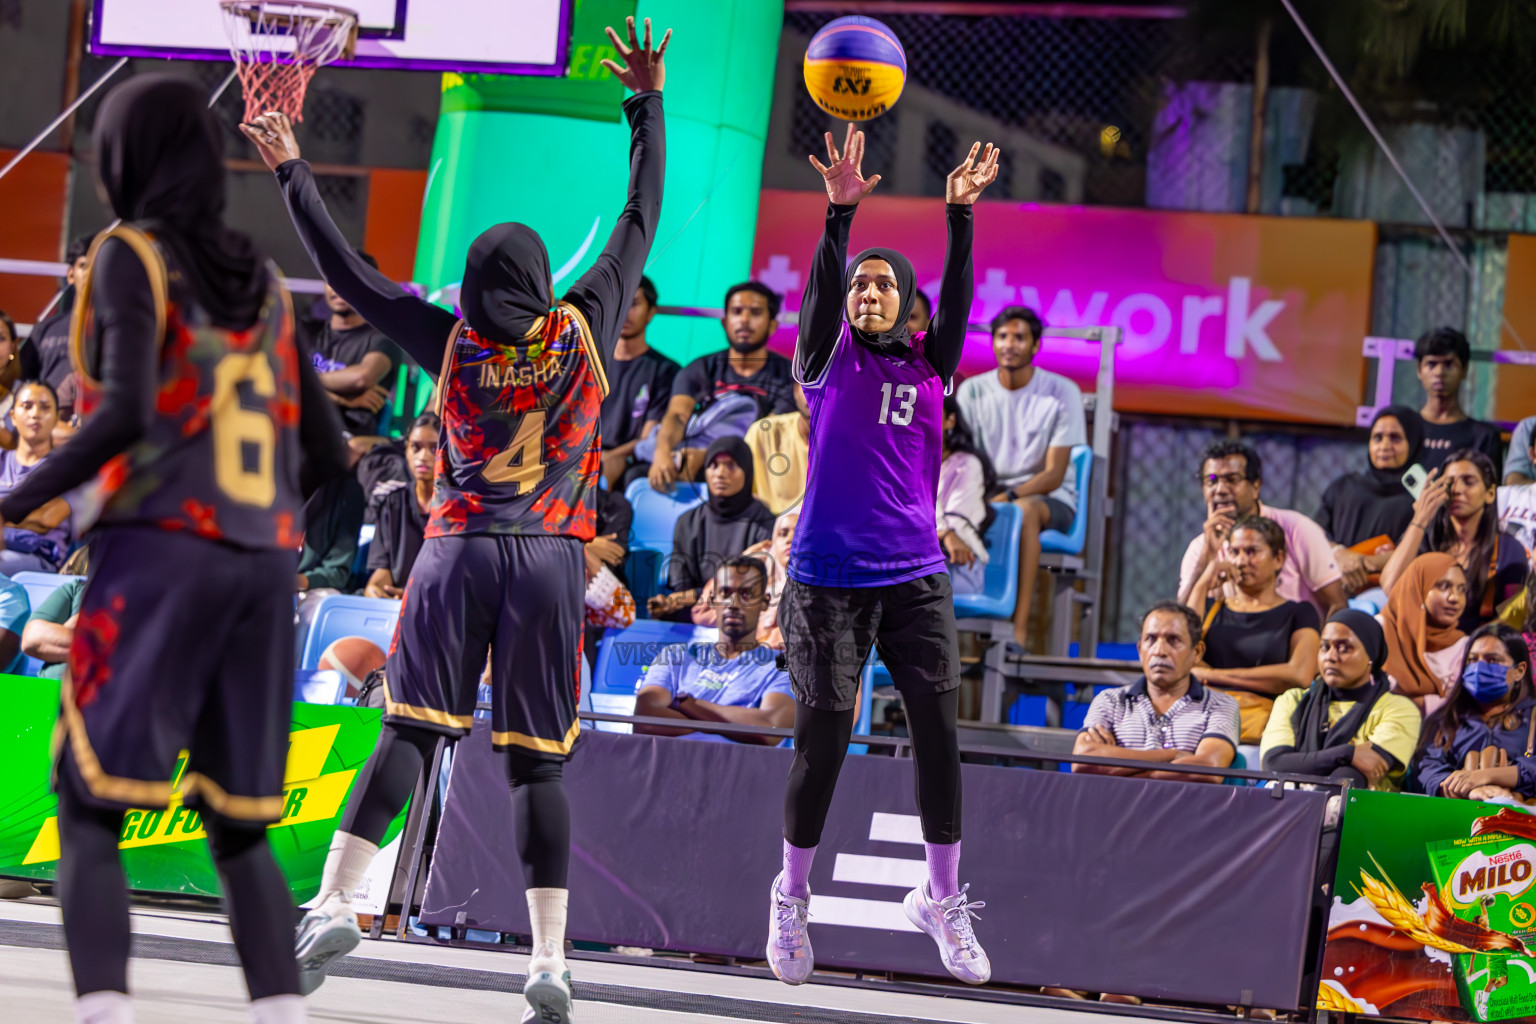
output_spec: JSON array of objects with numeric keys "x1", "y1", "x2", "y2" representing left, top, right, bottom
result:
[{"x1": 421, "y1": 725, "x2": 1328, "y2": 1008}]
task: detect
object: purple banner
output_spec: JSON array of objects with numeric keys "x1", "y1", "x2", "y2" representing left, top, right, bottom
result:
[{"x1": 422, "y1": 726, "x2": 1328, "y2": 1009}]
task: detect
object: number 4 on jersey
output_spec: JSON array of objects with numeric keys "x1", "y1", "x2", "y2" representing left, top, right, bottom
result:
[{"x1": 482, "y1": 410, "x2": 547, "y2": 494}]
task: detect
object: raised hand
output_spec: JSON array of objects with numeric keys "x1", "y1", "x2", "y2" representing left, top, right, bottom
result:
[
  {"x1": 239, "y1": 111, "x2": 302, "y2": 172},
  {"x1": 946, "y1": 142, "x2": 1000, "y2": 205},
  {"x1": 601, "y1": 17, "x2": 671, "y2": 94},
  {"x1": 809, "y1": 123, "x2": 881, "y2": 206}
]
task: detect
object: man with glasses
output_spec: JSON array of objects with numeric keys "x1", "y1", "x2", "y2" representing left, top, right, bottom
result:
[{"x1": 1176, "y1": 441, "x2": 1346, "y2": 619}]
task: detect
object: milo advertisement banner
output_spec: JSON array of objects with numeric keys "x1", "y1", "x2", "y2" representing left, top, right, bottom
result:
[
  {"x1": 0, "y1": 677, "x2": 405, "y2": 905},
  {"x1": 1325, "y1": 789, "x2": 1536, "y2": 1021}
]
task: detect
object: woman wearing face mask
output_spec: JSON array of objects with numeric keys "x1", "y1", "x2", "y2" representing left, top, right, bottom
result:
[
  {"x1": 1261, "y1": 610, "x2": 1422, "y2": 791},
  {"x1": 937, "y1": 394, "x2": 995, "y2": 594},
  {"x1": 1412, "y1": 624, "x2": 1534, "y2": 802},
  {"x1": 1315, "y1": 405, "x2": 1423, "y2": 596},
  {"x1": 694, "y1": 508, "x2": 797, "y2": 647},
  {"x1": 1380, "y1": 552, "x2": 1470, "y2": 714}
]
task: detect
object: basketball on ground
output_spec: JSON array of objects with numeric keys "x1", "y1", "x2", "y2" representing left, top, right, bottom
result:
[
  {"x1": 803, "y1": 15, "x2": 907, "y2": 121},
  {"x1": 319, "y1": 636, "x2": 386, "y2": 699}
]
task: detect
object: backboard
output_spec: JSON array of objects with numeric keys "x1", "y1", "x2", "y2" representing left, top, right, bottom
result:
[{"x1": 89, "y1": 0, "x2": 572, "y2": 75}]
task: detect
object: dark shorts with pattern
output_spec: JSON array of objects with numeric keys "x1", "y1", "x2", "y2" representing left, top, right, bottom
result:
[
  {"x1": 779, "y1": 572, "x2": 961, "y2": 712},
  {"x1": 60, "y1": 526, "x2": 295, "y2": 825},
  {"x1": 384, "y1": 533, "x2": 584, "y2": 759}
]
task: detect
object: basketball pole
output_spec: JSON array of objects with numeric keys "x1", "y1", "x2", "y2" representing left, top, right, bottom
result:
[{"x1": 0, "y1": 55, "x2": 128, "y2": 186}]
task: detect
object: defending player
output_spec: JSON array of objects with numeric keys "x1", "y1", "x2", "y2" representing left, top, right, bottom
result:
[
  {"x1": 0, "y1": 77, "x2": 350, "y2": 1024},
  {"x1": 768, "y1": 125, "x2": 999, "y2": 987},
  {"x1": 242, "y1": 18, "x2": 668, "y2": 1022}
]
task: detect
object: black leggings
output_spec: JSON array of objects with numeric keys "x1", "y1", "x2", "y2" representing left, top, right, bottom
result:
[
  {"x1": 57, "y1": 769, "x2": 299, "y2": 1000},
  {"x1": 784, "y1": 688, "x2": 961, "y2": 848},
  {"x1": 340, "y1": 722, "x2": 571, "y2": 889}
]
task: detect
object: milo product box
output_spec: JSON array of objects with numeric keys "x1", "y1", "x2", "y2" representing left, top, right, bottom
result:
[{"x1": 1427, "y1": 834, "x2": 1536, "y2": 1021}]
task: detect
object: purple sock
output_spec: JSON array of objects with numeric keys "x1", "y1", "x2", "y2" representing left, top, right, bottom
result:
[
  {"x1": 781, "y1": 840, "x2": 816, "y2": 900},
  {"x1": 926, "y1": 841, "x2": 961, "y2": 901}
]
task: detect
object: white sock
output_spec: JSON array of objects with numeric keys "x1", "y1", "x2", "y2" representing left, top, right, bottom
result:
[
  {"x1": 318, "y1": 832, "x2": 377, "y2": 902},
  {"x1": 250, "y1": 994, "x2": 306, "y2": 1024},
  {"x1": 75, "y1": 991, "x2": 132, "y2": 1024},
  {"x1": 526, "y1": 887, "x2": 569, "y2": 975}
]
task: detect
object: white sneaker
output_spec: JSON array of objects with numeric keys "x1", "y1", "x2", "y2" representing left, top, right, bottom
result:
[
  {"x1": 766, "y1": 873, "x2": 813, "y2": 985},
  {"x1": 521, "y1": 941, "x2": 574, "y2": 1023},
  {"x1": 903, "y1": 882, "x2": 990, "y2": 985},
  {"x1": 294, "y1": 893, "x2": 360, "y2": 996}
]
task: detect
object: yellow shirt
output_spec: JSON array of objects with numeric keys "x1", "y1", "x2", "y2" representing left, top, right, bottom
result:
[
  {"x1": 746, "y1": 412, "x2": 809, "y2": 515},
  {"x1": 1260, "y1": 685, "x2": 1422, "y2": 792}
]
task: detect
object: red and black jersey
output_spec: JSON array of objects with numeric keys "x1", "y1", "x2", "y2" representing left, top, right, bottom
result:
[{"x1": 428, "y1": 302, "x2": 609, "y2": 541}]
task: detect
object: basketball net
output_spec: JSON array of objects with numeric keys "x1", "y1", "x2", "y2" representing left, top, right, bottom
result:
[{"x1": 220, "y1": 1, "x2": 358, "y2": 122}]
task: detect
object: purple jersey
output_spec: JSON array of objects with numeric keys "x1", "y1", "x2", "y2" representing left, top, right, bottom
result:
[{"x1": 789, "y1": 324, "x2": 945, "y2": 588}]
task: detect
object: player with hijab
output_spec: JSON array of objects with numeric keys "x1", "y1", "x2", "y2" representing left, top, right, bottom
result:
[
  {"x1": 768, "y1": 124, "x2": 999, "y2": 987},
  {"x1": 0, "y1": 76, "x2": 349, "y2": 1024},
  {"x1": 242, "y1": 18, "x2": 668, "y2": 1022}
]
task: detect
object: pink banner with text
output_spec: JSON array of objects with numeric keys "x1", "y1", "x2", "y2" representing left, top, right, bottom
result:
[{"x1": 751, "y1": 191, "x2": 1377, "y2": 425}]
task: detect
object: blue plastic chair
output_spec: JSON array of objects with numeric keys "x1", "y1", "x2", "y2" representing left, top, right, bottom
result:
[
  {"x1": 11, "y1": 571, "x2": 80, "y2": 614},
  {"x1": 951, "y1": 502, "x2": 1021, "y2": 621},
  {"x1": 298, "y1": 594, "x2": 401, "y2": 670},
  {"x1": 591, "y1": 620, "x2": 719, "y2": 733},
  {"x1": 1225, "y1": 748, "x2": 1249, "y2": 787},
  {"x1": 622, "y1": 479, "x2": 708, "y2": 601},
  {"x1": 1039, "y1": 444, "x2": 1093, "y2": 556},
  {"x1": 294, "y1": 669, "x2": 349, "y2": 705}
]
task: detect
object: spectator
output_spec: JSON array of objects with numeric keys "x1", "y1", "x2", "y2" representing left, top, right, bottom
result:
[
  {"x1": 584, "y1": 485, "x2": 636, "y2": 659},
  {"x1": 1260, "y1": 610, "x2": 1421, "y2": 791},
  {"x1": 645, "y1": 282, "x2": 796, "y2": 492},
  {"x1": 938, "y1": 394, "x2": 995, "y2": 594},
  {"x1": 694, "y1": 508, "x2": 798, "y2": 647},
  {"x1": 1412, "y1": 624, "x2": 1535, "y2": 803},
  {"x1": 0, "y1": 573, "x2": 28, "y2": 674},
  {"x1": 363, "y1": 412, "x2": 438, "y2": 599},
  {"x1": 1381, "y1": 552, "x2": 1469, "y2": 714},
  {"x1": 1413, "y1": 327, "x2": 1502, "y2": 472},
  {"x1": 1315, "y1": 405, "x2": 1423, "y2": 595},
  {"x1": 600, "y1": 275, "x2": 680, "y2": 489},
  {"x1": 745, "y1": 383, "x2": 809, "y2": 515},
  {"x1": 958, "y1": 306, "x2": 1086, "y2": 654},
  {"x1": 303, "y1": 249, "x2": 408, "y2": 442},
  {"x1": 648, "y1": 436, "x2": 773, "y2": 620},
  {"x1": 634, "y1": 557, "x2": 795, "y2": 743},
  {"x1": 1506, "y1": 415, "x2": 1535, "y2": 485},
  {"x1": 22, "y1": 548, "x2": 87, "y2": 679},
  {"x1": 0, "y1": 310, "x2": 21, "y2": 406},
  {"x1": 1073, "y1": 602, "x2": 1239, "y2": 784},
  {"x1": 1178, "y1": 440, "x2": 1347, "y2": 620},
  {"x1": 1498, "y1": 424, "x2": 1536, "y2": 554},
  {"x1": 1380, "y1": 449, "x2": 1526, "y2": 632},
  {"x1": 1188, "y1": 516, "x2": 1320, "y2": 744},
  {"x1": 297, "y1": 473, "x2": 365, "y2": 596},
  {"x1": 19, "y1": 234, "x2": 92, "y2": 415},
  {"x1": 0, "y1": 381, "x2": 72, "y2": 573},
  {"x1": 907, "y1": 288, "x2": 932, "y2": 334}
]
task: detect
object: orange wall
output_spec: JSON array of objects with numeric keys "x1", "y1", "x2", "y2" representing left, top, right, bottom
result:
[
  {"x1": 363, "y1": 168, "x2": 428, "y2": 284},
  {"x1": 0, "y1": 150, "x2": 72, "y2": 325},
  {"x1": 1498, "y1": 233, "x2": 1536, "y2": 423}
]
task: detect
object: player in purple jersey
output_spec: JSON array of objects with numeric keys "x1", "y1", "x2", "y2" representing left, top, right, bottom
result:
[{"x1": 767, "y1": 125, "x2": 999, "y2": 988}]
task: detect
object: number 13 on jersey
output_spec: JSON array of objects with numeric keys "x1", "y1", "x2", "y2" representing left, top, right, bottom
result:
[{"x1": 878, "y1": 382, "x2": 916, "y2": 426}]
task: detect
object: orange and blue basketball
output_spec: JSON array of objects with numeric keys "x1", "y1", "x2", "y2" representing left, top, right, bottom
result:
[{"x1": 803, "y1": 16, "x2": 907, "y2": 121}]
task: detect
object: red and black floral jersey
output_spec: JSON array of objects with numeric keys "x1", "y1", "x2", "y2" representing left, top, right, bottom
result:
[
  {"x1": 427, "y1": 302, "x2": 609, "y2": 541},
  {"x1": 70, "y1": 225, "x2": 306, "y2": 550}
]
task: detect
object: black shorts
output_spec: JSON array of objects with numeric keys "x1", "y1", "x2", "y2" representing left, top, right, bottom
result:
[
  {"x1": 384, "y1": 533, "x2": 584, "y2": 759},
  {"x1": 59, "y1": 527, "x2": 295, "y2": 825},
  {"x1": 1042, "y1": 496, "x2": 1075, "y2": 533},
  {"x1": 779, "y1": 573, "x2": 961, "y2": 712}
]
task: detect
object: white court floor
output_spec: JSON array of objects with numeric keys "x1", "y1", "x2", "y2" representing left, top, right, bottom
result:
[{"x1": 0, "y1": 898, "x2": 1152, "y2": 1024}]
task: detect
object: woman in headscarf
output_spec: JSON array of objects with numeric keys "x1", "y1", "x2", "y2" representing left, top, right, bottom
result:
[
  {"x1": 1381, "y1": 552, "x2": 1471, "y2": 714},
  {"x1": 1316, "y1": 405, "x2": 1424, "y2": 596},
  {"x1": 244, "y1": 19, "x2": 671, "y2": 1016},
  {"x1": 1260, "y1": 609, "x2": 1423, "y2": 791},
  {"x1": 0, "y1": 74, "x2": 350, "y2": 1024},
  {"x1": 650, "y1": 435, "x2": 773, "y2": 620},
  {"x1": 766, "y1": 123, "x2": 1000, "y2": 989}
]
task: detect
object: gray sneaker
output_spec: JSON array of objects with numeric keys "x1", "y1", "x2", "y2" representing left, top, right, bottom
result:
[
  {"x1": 903, "y1": 882, "x2": 990, "y2": 985},
  {"x1": 521, "y1": 945, "x2": 574, "y2": 1024},
  {"x1": 294, "y1": 897, "x2": 361, "y2": 995},
  {"x1": 766, "y1": 873, "x2": 814, "y2": 985}
]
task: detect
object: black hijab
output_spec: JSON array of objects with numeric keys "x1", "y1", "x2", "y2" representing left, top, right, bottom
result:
[
  {"x1": 844, "y1": 246, "x2": 917, "y2": 355},
  {"x1": 1290, "y1": 609, "x2": 1391, "y2": 752},
  {"x1": 672, "y1": 436, "x2": 773, "y2": 593},
  {"x1": 1320, "y1": 405, "x2": 1425, "y2": 546},
  {"x1": 1364, "y1": 405, "x2": 1425, "y2": 496},
  {"x1": 461, "y1": 222, "x2": 552, "y2": 346},
  {"x1": 703, "y1": 436, "x2": 758, "y2": 519},
  {"x1": 94, "y1": 75, "x2": 266, "y2": 329}
]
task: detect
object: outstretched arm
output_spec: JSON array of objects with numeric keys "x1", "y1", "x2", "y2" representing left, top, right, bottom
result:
[
  {"x1": 242, "y1": 113, "x2": 458, "y2": 372},
  {"x1": 927, "y1": 142, "x2": 998, "y2": 383},
  {"x1": 563, "y1": 18, "x2": 670, "y2": 370}
]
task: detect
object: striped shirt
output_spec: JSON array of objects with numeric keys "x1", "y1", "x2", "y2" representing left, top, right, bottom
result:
[{"x1": 1082, "y1": 678, "x2": 1239, "y2": 753}]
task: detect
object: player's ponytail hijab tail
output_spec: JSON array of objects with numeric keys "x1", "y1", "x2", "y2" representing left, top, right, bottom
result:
[
  {"x1": 460, "y1": 222, "x2": 554, "y2": 346},
  {"x1": 844, "y1": 245, "x2": 917, "y2": 356},
  {"x1": 93, "y1": 74, "x2": 265, "y2": 330}
]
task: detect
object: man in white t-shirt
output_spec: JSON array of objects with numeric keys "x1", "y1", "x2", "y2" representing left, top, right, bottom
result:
[
  {"x1": 957, "y1": 306, "x2": 1086, "y2": 654},
  {"x1": 1499, "y1": 424, "x2": 1536, "y2": 553}
]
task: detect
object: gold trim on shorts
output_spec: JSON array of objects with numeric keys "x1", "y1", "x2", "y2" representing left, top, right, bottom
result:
[
  {"x1": 383, "y1": 674, "x2": 474, "y2": 731},
  {"x1": 493, "y1": 716, "x2": 580, "y2": 755},
  {"x1": 59, "y1": 673, "x2": 175, "y2": 808},
  {"x1": 179, "y1": 772, "x2": 285, "y2": 822}
]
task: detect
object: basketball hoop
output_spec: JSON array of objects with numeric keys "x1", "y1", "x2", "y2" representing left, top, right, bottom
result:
[{"x1": 220, "y1": 1, "x2": 358, "y2": 123}]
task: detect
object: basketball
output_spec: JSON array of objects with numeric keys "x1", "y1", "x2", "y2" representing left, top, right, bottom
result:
[
  {"x1": 318, "y1": 635, "x2": 386, "y2": 699},
  {"x1": 802, "y1": 15, "x2": 907, "y2": 121}
]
